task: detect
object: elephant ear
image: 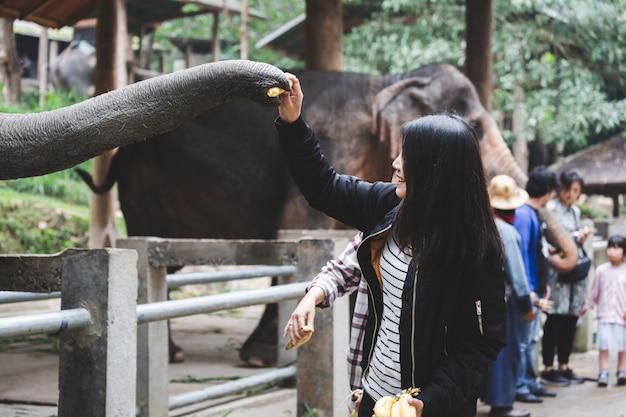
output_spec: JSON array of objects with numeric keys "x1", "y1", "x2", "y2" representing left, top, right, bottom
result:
[{"x1": 372, "y1": 76, "x2": 433, "y2": 159}]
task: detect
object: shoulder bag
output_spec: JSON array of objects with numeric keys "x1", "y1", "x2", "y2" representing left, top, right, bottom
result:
[{"x1": 557, "y1": 210, "x2": 591, "y2": 284}]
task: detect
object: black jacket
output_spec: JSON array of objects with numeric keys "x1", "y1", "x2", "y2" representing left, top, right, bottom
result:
[{"x1": 276, "y1": 116, "x2": 506, "y2": 417}]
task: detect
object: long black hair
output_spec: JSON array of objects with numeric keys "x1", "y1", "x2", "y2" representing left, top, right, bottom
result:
[
  {"x1": 394, "y1": 114, "x2": 503, "y2": 274},
  {"x1": 559, "y1": 169, "x2": 584, "y2": 191}
]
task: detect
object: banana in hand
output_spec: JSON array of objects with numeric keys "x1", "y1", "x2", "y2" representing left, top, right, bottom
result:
[{"x1": 285, "y1": 325, "x2": 314, "y2": 350}]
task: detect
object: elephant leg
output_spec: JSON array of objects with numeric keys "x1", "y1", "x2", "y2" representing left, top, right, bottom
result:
[
  {"x1": 168, "y1": 320, "x2": 185, "y2": 363},
  {"x1": 239, "y1": 302, "x2": 278, "y2": 367},
  {"x1": 239, "y1": 277, "x2": 279, "y2": 368},
  {"x1": 165, "y1": 278, "x2": 186, "y2": 363}
]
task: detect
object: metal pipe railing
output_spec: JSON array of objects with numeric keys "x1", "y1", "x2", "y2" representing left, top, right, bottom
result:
[
  {"x1": 168, "y1": 365, "x2": 297, "y2": 410},
  {"x1": 167, "y1": 265, "x2": 297, "y2": 287},
  {"x1": 136, "y1": 281, "x2": 308, "y2": 323},
  {"x1": 0, "y1": 308, "x2": 92, "y2": 339},
  {"x1": 1, "y1": 265, "x2": 296, "y2": 304},
  {"x1": 0, "y1": 291, "x2": 61, "y2": 304}
]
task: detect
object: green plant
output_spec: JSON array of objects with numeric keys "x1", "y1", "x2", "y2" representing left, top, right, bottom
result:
[
  {"x1": 579, "y1": 202, "x2": 610, "y2": 219},
  {"x1": 0, "y1": 197, "x2": 89, "y2": 254}
]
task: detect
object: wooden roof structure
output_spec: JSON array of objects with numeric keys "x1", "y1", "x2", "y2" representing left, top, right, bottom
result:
[
  {"x1": 0, "y1": 0, "x2": 263, "y2": 30},
  {"x1": 551, "y1": 132, "x2": 626, "y2": 217},
  {"x1": 255, "y1": 3, "x2": 382, "y2": 60}
]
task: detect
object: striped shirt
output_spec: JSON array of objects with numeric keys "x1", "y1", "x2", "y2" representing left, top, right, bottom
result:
[{"x1": 363, "y1": 233, "x2": 411, "y2": 397}]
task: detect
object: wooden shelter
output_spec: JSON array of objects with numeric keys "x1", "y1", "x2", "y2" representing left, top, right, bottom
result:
[
  {"x1": 0, "y1": 0, "x2": 263, "y2": 30},
  {"x1": 552, "y1": 133, "x2": 626, "y2": 217}
]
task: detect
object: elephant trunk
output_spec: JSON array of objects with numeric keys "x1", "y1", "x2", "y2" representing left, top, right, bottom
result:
[
  {"x1": 479, "y1": 113, "x2": 527, "y2": 185},
  {"x1": 478, "y1": 112, "x2": 578, "y2": 273},
  {"x1": 540, "y1": 207, "x2": 578, "y2": 273},
  {"x1": 0, "y1": 60, "x2": 289, "y2": 180}
]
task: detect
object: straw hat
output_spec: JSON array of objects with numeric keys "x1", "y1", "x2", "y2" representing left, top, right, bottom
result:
[{"x1": 488, "y1": 175, "x2": 529, "y2": 210}]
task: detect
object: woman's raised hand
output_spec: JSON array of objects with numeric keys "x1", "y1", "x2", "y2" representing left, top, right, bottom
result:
[{"x1": 278, "y1": 73, "x2": 304, "y2": 124}]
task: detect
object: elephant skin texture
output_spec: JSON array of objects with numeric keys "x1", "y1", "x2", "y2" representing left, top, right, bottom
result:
[
  {"x1": 0, "y1": 59, "x2": 290, "y2": 180},
  {"x1": 78, "y1": 63, "x2": 577, "y2": 367}
]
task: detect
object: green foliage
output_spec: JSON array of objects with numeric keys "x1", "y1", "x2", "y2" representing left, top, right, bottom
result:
[
  {"x1": 579, "y1": 202, "x2": 609, "y2": 220},
  {"x1": 3, "y1": 160, "x2": 93, "y2": 206},
  {"x1": 343, "y1": 0, "x2": 626, "y2": 156},
  {"x1": 153, "y1": 0, "x2": 304, "y2": 70},
  {"x1": 0, "y1": 188, "x2": 90, "y2": 254},
  {"x1": 0, "y1": 87, "x2": 89, "y2": 113},
  {"x1": 344, "y1": 0, "x2": 466, "y2": 74}
]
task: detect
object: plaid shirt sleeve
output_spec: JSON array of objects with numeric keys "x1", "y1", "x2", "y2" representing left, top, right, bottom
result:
[
  {"x1": 306, "y1": 232, "x2": 368, "y2": 391},
  {"x1": 307, "y1": 232, "x2": 363, "y2": 307}
]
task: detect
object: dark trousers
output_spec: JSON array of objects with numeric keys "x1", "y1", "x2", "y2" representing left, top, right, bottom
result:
[
  {"x1": 542, "y1": 313, "x2": 579, "y2": 367},
  {"x1": 481, "y1": 298, "x2": 522, "y2": 406},
  {"x1": 358, "y1": 390, "x2": 375, "y2": 417}
]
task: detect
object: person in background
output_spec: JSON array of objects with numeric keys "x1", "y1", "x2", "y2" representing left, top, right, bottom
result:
[
  {"x1": 18, "y1": 53, "x2": 32, "y2": 78},
  {"x1": 279, "y1": 73, "x2": 506, "y2": 417},
  {"x1": 481, "y1": 175, "x2": 536, "y2": 417},
  {"x1": 513, "y1": 166, "x2": 560, "y2": 403},
  {"x1": 541, "y1": 170, "x2": 591, "y2": 387},
  {"x1": 579, "y1": 235, "x2": 626, "y2": 387}
]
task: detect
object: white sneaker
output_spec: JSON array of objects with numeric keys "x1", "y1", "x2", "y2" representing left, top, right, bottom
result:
[
  {"x1": 617, "y1": 370, "x2": 626, "y2": 386},
  {"x1": 597, "y1": 370, "x2": 609, "y2": 387}
]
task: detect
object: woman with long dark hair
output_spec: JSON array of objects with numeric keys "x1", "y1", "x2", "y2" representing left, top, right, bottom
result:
[{"x1": 278, "y1": 74, "x2": 506, "y2": 417}]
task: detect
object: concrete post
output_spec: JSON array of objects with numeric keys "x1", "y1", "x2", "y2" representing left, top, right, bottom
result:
[
  {"x1": 277, "y1": 237, "x2": 348, "y2": 417},
  {"x1": 58, "y1": 248, "x2": 138, "y2": 417},
  {"x1": 118, "y1": 238, "x2": 169, "y2": 417}
]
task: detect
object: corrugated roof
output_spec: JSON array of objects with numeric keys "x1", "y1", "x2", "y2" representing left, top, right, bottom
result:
[
  {"x1": 0, "y1": 0, "x2": 264, "y2": 29},
  {"x1": 551, "y1": 133, "x2": 626, "y2": 195}
]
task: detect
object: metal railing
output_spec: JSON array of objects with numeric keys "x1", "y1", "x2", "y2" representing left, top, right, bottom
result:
[
  {"x1": 0, "y1": 235, "x2": 351, "y2": 417},
  {"x1": 0, "y1": 265, "x2": 298, "y2": 304}
]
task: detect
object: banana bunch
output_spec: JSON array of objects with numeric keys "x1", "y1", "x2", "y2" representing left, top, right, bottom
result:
[
  {"x1": 373, "y1": 388, "x2": 421, "y2": 417},
  {"x1": 285, "y1": 325, "x2": 314, "y2": 350}
]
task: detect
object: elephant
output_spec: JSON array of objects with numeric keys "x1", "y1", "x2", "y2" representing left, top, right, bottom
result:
[
  {"x1": 0, "y1": 59, "x2": 290, "y2": 180},
  {"x1": 49, "y1": 39, "x2": 96, "y2": 97},
  {"x1": 77, "y1": 62, "x2": 578, "y2": 368}
]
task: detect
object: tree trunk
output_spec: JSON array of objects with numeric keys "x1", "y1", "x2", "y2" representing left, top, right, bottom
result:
[
  {"x1": 512, "y1": 84, "x2": 529, "y2": 174},
  {"x1": 305, "y1": 0, "x2": 342, "y2": 71},
  {"x1": 240, "y1": 0, "x2": 249, "y2": 60},
  {"x1": 38, "y1": 28, "x2": 48, "y2": 108},
  {"x1": 464, "y1": 0, "x2": 492, "y2": 110},
  {"x1": 0, "y1": 18, "x2": 21, "y2": 105},
  {"x1": 89, "y1": 0, "x2": 129, "y2": 249},
  {"x1": 212, "y1": 12, "x2": 220, "y2": 62}
]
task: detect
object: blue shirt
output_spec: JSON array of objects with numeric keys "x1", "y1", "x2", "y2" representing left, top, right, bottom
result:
[
  {"x1": 513, "y1": 204, "x2": 540, "y2": 292},
  {"x1": 495, "y1": 217, "x2": 533, "y2": 314}
]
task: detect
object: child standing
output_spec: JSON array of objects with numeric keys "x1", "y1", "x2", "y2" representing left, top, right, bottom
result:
[{"x1": 579, "y1": 235, "x2": 626, "y2": 387}]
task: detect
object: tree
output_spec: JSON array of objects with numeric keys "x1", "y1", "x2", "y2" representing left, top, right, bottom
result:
[
  {"x1": 89, "y1": 0, "x2": 129, "y2": 248},
  {"x1": 465, "y1": 0, "x2": 493, "y2": 110},
  {"x1": 492, "y1": 1, "x2": 626, "y2": 157},
  {"x1": 0, "y1": 18, "x2": 22, "y2": 105},
  {"x1": 342, "y1": 0, "x2": 626, "y2": 164},
  {"x1": 305, "y1": 0, "x2": 343, "y2": 70}
]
